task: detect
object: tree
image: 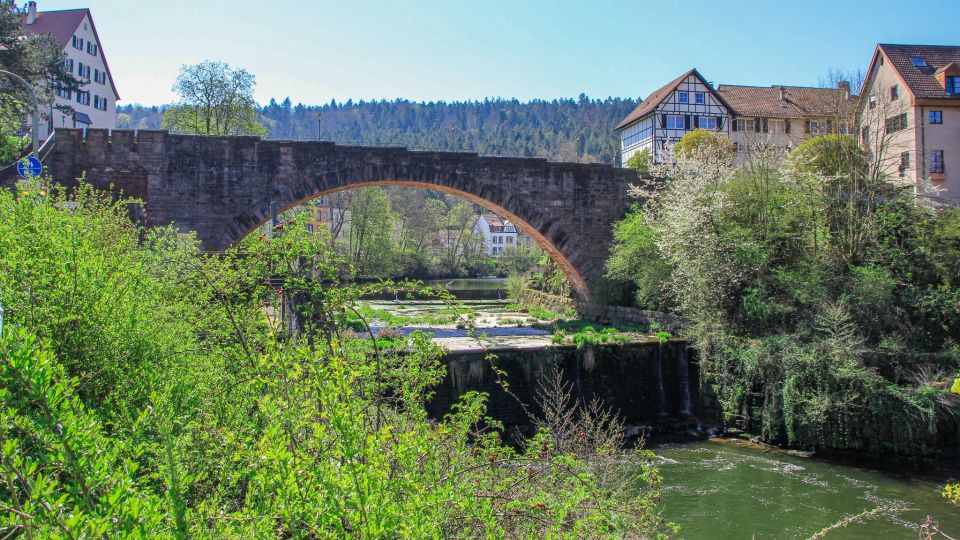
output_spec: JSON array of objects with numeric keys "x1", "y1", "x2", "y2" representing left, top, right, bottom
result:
[
  {"x1": 624, "y1": 148, "x2": 651, "y2": 173},
  {"x1": 346, "y1": 187, "x2": 396, "y2": 277},
  {"x1": 789, "y1": 134, "x2": 867, "y2": 178},
  {"x1": 162, "y1": 61, "x2": 267, "y2": 136},
  {"x1": 0, "y1": 2, "x2": 81, "y2": 139},
  {"x1": 673, "y1": 128, "x2": 736, "y2": 162}
]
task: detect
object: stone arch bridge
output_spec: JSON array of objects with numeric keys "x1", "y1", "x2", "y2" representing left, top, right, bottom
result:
[{"x1": 38, "y1": 129, "x2": 642, "y2": 301}]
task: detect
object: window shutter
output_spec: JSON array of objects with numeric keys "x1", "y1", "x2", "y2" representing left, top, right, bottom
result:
[
  {"x1": 717, "y1": 117, "x2": 724, "y2": 130},
  {"x1": 732, "y1": 118, "x2": 738, "y2": 132},
  {"x1": 785, "y1": 119, "x2": 791, "y2": 133},
  {"x1": 755, "y1": 118, "x2": 761, "y2": 132},
  {"x1": 693, "y1": 116, "x2": 699, "y2": 129},
  {"x1": 827, "y1": 120, "x2": 833, "y2": 133},
  {"x1": 660, "y1": 114, "x2": 667, "y2": 129},
  {"x1": 686, "y1": 115, "x2": 692, "y2": 130},
  {"x1": 805, "y1": 120, "x2": 811, "y2": 134},
  {"x1": 763, "y1": 118, "x2": 768, "y2": 133}
]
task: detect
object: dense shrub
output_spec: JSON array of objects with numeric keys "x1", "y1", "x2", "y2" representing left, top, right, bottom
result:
[
  {"x1": 607, "y1": 143, "x2": 960, "y2": 457},
  {"x1": 0, "y1": 180, "x2": 673, "y2": 537}
]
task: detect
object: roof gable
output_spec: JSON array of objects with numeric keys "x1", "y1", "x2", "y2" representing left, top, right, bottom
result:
[
  {"x1": 615, "y1": 68, "x2": 730, "y2": 130},
  {"x1": 875, "y1": 44, "x2": 960, "y2": 100},
  {"x1": 23, "y1": 8, "x2": 120, "y2": 101}
]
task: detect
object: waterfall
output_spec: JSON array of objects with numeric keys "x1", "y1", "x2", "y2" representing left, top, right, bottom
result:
[
  {"x1": 655, "y1": 347, "x2": 667, "y2": 416},
  {"x1": 677, "y1": 345, "x2": 692, "y2": 416}
]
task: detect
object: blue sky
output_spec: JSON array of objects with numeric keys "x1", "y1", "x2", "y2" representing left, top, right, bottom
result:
[{"x1": 34, "y1": 0, "x2": 959, "y2": 106}]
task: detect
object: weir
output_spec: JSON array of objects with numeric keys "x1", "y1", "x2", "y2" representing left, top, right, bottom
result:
[{"x1": 428, "y1": 341, "x2": 709, "y2": 433}]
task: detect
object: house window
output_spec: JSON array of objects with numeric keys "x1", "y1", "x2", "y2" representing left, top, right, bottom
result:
[
  {"x1": 838, "y1": 121, "x2": 851, "y2": 135},
  {"x1": 506, "y1": 236, "x2": 514, "y2": 244},
  {"x1": 75, "y1": 91, "x2": 89, "y2": 106},
  {"x1": 861, "y1": 126, "x2": 869, "y2": 147},
  {"x1": 869, "y1": 94, "x2": 877, "y2": 109},
  {"x1": 809, "y1": 120, "x2": 827, "y2": 134},
  {"x1": 885, "y1": 112, "x2": 908, "y2": 134},
  {"x1": 947, "y1": 76, "x2": 960, "y2": 95},
  {"x1": 666, "y1": 115, "x2": 685, "y2": 130},
  {"x1": 899, "y1": 152, "x2": 910, "y2": 176},
  {"x1": 64, "y1": 58, "x2": 74, "y2": 73},
  {"x1": 930, "y1": 110, "x2": 943, "y2": 124},
  {"x1": 695, "y1": 92, "x2": 705, "y2": 105},
  {"x1": 56, "y1": 86, "x2": 71, "y2": 99},
  {"x1": 890, "y1": 85, "x2": 899, "y2": 100},
  {"x1": 769, "y1": 119, "x2": 785, "y2": 133},
  {"x1": 698, "y1": 116, "x2": 717, "y2": 129},
  {"x1": 735, "y1": 118, "x2": 756, "y2": 132},
  {"x1": 930, "y1": 150, "x2": 944, "y2": 174},
  {"x1": 678, "y1": 91, "x2": 688, "y2": 104},
  {"x1": 93, "y1": 95, "x2": 99, "y2": 109},
  {"x1": 305, "y1": 224, "x2": 314, "y2": 233}
]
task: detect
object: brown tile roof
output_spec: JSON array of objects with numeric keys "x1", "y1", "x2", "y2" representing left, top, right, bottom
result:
[
  {"x1": 716, "y1": 85, "x2": 856, "y2": 119},
  {"x1": 23, "y1": 8, "x2": 120, "y2": 100},
  {"x1": 877, "y1": 44, "x2": 960, "y2": 100}
]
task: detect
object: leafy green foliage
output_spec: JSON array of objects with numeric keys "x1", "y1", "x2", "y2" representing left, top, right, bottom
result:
[
  {"x1": 625, "y1": 148, "x2": 651, "y2": 173},
  {"x1": 0, "y1": 181, "x2": 672, "y2": 537},
  {"x1": 162, "y1": 60, "x2": 267, "y2": 136},
  {"x1": 673, "y1": 129, "x2": 735, "y2": 162},
  {"x1": 607, "y1": 142, "x2": 960, "y2": 457}
]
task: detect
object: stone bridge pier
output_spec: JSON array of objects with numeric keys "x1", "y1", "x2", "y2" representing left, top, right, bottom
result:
[{"x1": 43, "y1": 129, "x2": 642, "y2": 302}]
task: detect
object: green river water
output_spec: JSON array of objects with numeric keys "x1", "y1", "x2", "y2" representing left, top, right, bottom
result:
[{"x1": 654, "y1": 440, "x2": 960, "y2": 539}]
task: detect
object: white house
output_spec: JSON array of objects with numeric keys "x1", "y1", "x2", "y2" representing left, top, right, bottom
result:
[
  {"x1": 21, "y1": 1, "x2": 119, "y2": 139},
  {"x1": 616, "y1": 68, "x2": 732, "y2": 164},
  {"x1": 474, "y1": 212, "x2": 519, "y2": 256}
]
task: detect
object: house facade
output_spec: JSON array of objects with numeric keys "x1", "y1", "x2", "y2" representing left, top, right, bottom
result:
[
  {"x1": 717, "y1": 83, "x2": 856, "y2": 152},
  {"x1": 858, "y1": 44, "x2": 960, "y2": 203},
  {"x1": 616, "y1": 69, "x2": 732, "y2": 164},
  {"x1": 617, "y1": 69, "x2": 856, "y2": 164},
  {"x1": 474, "y1": 213, "x2": 519, "y2": 256},
  {"x1": 21, "y1": 1, "x2": 119, "y2": 139}
]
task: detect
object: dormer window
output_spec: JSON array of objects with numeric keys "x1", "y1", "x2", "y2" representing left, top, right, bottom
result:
[
  {"x1": 910, "y1": 55, "x2": 927, "y2": 68},
  {"x1": 678, "y1": 91, "x2": 689, "y2": 104},
  {"x1": 948, "y1": 76, "x2": 960, "y2": 95}
]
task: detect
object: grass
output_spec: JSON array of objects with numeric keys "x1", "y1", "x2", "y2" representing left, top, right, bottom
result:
[
  {"x1": 551, "y1": 326, "x2": 632, "y2": 349},
  {"x1": 349, "y1": 304, "x2": 476, "y2": 327}
]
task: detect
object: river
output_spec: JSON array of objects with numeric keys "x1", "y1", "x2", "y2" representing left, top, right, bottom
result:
[
  {"x1": 654, "y1": 439, "x2": 960, "y2": 539},
  {"x1": 365, "y1": 282, "x2": 960, "y2": 537}
]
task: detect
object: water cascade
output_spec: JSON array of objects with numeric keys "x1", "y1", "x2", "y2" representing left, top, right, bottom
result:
[{"x1": 677, "y1": 346, "x2": 692, "y2": 416}]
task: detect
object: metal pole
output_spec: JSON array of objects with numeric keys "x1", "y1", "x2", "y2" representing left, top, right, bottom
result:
[
  {"x1": 316, "y1": 112, "x2": 322, "y2": 141},
  {"x1": 0, "y1": 69, "x2": 41, "y2": 160}
]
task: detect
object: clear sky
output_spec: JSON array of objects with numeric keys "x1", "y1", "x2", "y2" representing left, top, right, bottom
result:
[{"x1": 31, "y1": 0, "x2": 959, "y2": 106}]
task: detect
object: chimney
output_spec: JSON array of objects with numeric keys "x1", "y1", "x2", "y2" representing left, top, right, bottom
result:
[
  {"x1": 26, "y1": 2, "x2": 37, "y2": 25},
  {"x1": 837, "y1": 81, "x2": 850, "y2": 98},
  {"x1": 778, "y1": 86, "x2": 787, "y2": 101}
]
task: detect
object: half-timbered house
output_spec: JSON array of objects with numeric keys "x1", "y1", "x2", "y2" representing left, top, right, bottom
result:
[{"x1": 616, "y1": 68, "x2": 732, "y2": 165}]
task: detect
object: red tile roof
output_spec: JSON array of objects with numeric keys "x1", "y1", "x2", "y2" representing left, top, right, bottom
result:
[
  {"x1": 716, "y1": 85, "x2": 856, "y2": 119},
  {"x1": 876, "y1": 44, "x2": 960, "y2": 100},
  {"x1": 23, "y1": 8, "x2": 120, "y2": 100}
]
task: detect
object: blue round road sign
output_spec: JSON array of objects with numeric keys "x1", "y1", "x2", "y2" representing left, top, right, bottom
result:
[{"x1": 17, "y1": 156, "x2": 42, "y2": 178}]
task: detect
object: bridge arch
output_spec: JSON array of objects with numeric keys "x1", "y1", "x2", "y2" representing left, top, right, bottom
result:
[
  {"x1": 42, "y1": 129, "x2": 641, "y2": 303},
  {"x1": 241, "y1": 180, "x2": 591, "y2": 300}
]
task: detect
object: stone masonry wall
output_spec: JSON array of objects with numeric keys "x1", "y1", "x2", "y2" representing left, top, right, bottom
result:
[{"x1": 43, "y1": 129, "x2": 645, "y2": 301}]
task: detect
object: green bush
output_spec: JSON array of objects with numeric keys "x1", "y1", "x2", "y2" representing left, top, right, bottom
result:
[{"x1": 0, "y1": 181, "x2": 673, "y2": 537}]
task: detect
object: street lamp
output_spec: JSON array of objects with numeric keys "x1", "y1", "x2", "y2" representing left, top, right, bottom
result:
[
  {"x1": 316, "y1": 112, "x2": 323, "y2": 141},
  {"x1": 0, "y1": 69, "x2": 41, "y2": 160}
]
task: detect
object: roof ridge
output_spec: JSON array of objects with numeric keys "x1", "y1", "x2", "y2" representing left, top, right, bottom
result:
[{"x1": 879, "y1": 43, "x2": 960, "y2": 48}]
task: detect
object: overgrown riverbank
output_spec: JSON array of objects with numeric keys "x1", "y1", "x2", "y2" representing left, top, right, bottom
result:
[
  {"x1": 0, "y1": 180, "x2": 675, "y2": 537},
  {"x1": 606, "y1": 133, "x2": 960, "y2": 463}
]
